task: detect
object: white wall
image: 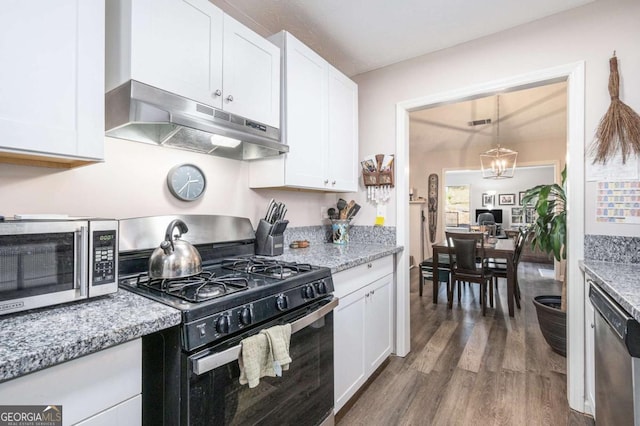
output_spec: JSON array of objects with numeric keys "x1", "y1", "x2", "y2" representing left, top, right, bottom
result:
[
  {"x1": 0, "y1": 137, "x2": 336, "y2": 227},
  {"x1": 353, "y1": 0, "x2": 640, "y2": 238},
  {"x1": 353, "y1": 0, "x2": 639, "y2": 412},
  {"x1": 445, "y1": 166, "x2": 555, "y2": 228}
]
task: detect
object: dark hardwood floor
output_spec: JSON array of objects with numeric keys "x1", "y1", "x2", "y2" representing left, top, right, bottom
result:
[{"x1": 337, "y1": 261, "x2": 594, "y2": 426}]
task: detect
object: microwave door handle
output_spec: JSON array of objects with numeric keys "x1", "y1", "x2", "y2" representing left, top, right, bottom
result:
[
  {"x1": 192, "y1": 297, "x2": 339, "y2": 375},
  {"x1": 76, "y1": 226, "x2": 89, "y2": 297}
]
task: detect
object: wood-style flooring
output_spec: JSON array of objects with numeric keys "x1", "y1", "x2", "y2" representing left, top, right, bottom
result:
[{"x1": 337, "y1": 262, "x2": 594, "y2": 426}]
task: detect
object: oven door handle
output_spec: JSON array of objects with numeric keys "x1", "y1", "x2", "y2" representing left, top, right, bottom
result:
[{"x1": 192, "y1": 297, "x2": 339, "y2": 375}]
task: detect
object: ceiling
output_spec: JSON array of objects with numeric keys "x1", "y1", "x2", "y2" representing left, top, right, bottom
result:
[
  {"x1": 211, "y1": 0, "x2": 593, "y2": 76},
  {"x1": 409, "y1": 81, "x2": 568, "y2": 154}
]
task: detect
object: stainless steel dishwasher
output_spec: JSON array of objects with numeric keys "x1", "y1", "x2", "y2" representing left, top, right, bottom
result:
[{"x1": 589, "y1": 282, "x2": 640, "y2": 425}]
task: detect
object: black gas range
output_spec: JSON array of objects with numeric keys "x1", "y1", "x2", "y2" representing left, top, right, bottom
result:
[
  {"x1": 118, "y1": 215, "x2": 336, "y2": 426},
  {"x1": 120, "y1": 254, "x2": 333, "y2": 350}
]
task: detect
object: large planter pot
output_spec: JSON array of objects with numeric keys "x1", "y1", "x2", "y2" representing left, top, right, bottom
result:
[{"x1": 533, "y1": 295, "x2": 566, "y2": 357}]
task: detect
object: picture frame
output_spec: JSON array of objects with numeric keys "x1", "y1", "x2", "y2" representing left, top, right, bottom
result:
[
  {"x1": 511, "y1": 207, "x2": 524, "y2": 224},
  {"x1": 525, "y1": 206, "x2": 537, "y2": 224},
  {"x1": 499, "y1": 193, "x2": 516, "y2": 205},
  {"x1": 518, "y1": 191, "x2": 526, "y2": 206},
  {"x1": 481, "y1": 193, "x2": 495, "y2": 207}
]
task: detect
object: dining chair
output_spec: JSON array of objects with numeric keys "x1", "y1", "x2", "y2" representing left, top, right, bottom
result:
[
  {"x1": 477, "y1": 212, "x2": 496, "y2": 226},
  {"x1": 445, "y1": 232, "x2": 494, "y2": 315},
  {"x1": 419, "y1": 254, "x2": 451, "y2": 299},
  {"x1": 488, "y1": 227, "x2": 529, "y2": 309}
]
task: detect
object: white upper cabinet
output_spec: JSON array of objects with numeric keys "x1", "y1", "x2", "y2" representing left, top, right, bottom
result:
[
  {"x1": 276, "y1": 32, "x2": 328, "y2": 188},
  {"x1": 0, "y1": 0, "x2": 105, "y2": 167},
  {"x1": 122, "y1": 0, "x2": 224, "y2": 108},
  {"x1": 328, "y1": 65, "x2": 359, "y2": 191},
  {"x1": 106, "y1": 0, "x2": 280, "y2": 128},
  {"x1": 222, "y1": 15, "x2": 281, "y2": 128},
  {"x1": 249, "y1": 31, "x2": 358, "y2": 192}
]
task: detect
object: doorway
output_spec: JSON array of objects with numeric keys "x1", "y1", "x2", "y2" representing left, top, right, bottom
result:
[
  {"x1": 408, "y1": 83, "x2": 566, "y2": 259},
  {"x1": 394, "y1": 62, "x2": 586, "y2": 411}
]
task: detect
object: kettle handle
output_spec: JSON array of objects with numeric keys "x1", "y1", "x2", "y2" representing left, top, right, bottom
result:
[{"x1": 164, "y1": 219, "x2": 189, "y2": 250}]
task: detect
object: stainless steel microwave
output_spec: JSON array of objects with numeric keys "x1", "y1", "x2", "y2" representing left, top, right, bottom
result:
[{"x1": 0, "y1": 219, "x2": 118, "y2": 316}]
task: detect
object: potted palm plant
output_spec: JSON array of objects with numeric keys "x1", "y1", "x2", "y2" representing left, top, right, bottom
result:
[{"x1": 521, "y1": 166, "x2": 567, "y2": 357}]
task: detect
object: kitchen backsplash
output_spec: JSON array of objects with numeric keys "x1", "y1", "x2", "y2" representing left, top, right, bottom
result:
[
  {"x1": 285, "y1": 225, "x2": 396, "y2": 245},
  {"x1": 584, "y1": 235, "x2": 640, "y2": 263}
]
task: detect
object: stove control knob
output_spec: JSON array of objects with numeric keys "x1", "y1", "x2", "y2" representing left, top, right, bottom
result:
[
  {"x1": 302, "y1": 284, "x2": 316, "y2": 299},
  {"x1": 316, "y1": 280, "x2": 328, "y2": 295},
  {"x1": 215, "y1": 315, "x2": 230, "y2": 334},
  {"x1": 239, "y1": 306, "x2": 253, "y2": 326},
  {"x1": 276, "y1": 294, "x2": 289, "y2": 312}
]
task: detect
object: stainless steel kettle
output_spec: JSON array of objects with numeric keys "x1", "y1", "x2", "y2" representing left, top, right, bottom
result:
[{"x1": 148, "y1": 219, "x2": 202, "y2": 279}]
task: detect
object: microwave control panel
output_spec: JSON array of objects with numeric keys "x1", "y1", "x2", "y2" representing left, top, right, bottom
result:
[{"x1": 92, "y1": 230, "x2": 117, "y2": 284}]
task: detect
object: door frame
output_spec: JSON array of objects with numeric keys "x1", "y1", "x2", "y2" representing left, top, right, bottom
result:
[{"x1": 394, "y1": 61, "x2": 586, "y2": 411}]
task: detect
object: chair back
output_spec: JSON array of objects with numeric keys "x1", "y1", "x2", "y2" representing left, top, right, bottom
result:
[
  {"x1": 477, "y1": 212, "x2": 496, "y2": 225},
  {"x1": 513, "y1": 227, "x2": 530, "y2": 265},
  {"x1": 445, "y1": 232, "x2": 487, "y2": 276}
]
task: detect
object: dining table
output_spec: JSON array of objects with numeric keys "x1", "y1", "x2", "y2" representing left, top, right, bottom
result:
[{"x1": 431, "y1": 237, "x2": 517, "y2": 317}]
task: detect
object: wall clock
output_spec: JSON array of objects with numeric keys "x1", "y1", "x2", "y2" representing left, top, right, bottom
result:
[{"x1": 167, "y1": 164, "x2": 206, "y2": 201}]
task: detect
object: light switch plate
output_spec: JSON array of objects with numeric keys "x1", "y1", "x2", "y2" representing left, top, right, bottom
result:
[{"x1": 375, "y1": 204, "x2": 386, "y2": 226}]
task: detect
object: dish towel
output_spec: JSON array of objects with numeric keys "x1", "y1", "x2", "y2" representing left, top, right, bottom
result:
[{"x1": 238, "y1": 323, "x2": 292, "y2": 388}]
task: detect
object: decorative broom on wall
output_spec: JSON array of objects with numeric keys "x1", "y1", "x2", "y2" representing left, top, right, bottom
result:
[{"x1": 590, "y1": 52, "x2": 640, "y2": 164}]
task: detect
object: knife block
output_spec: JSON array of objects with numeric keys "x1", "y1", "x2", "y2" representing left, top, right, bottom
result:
[{"x1": 255, "y1": 219, "x2": 288, "y2": 256}]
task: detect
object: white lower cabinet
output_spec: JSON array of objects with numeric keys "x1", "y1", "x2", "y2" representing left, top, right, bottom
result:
[
  {"x1": 75, "y1": 395, "x2": 141, "y2": 426},
  {"x1": 333, "y1": 256, "x2": 394, "y2": 412},
  {"x1": 0, "y1": 339, "x2": 141, "y2": 426}
]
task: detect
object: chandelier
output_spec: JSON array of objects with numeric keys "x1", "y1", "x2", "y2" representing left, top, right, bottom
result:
[{"x1": 480, "y1": 95, "x2": 517, "y2": 179}]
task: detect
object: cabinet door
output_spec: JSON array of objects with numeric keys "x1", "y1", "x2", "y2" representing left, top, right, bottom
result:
[
  {"x1": 222, "y1": 15, "x2": 280, "y2": 128},
  {"x1": 365, "y1": 274, "x2": 393, "y2": 372},
  {"x1": 0, "y1": 0, "x2": 104, "y2": 160},
  {"x1": 130, "y1": 0, "x2": 223, "y2": 108},
  {"x1": 75, "y1": 395, "x2": 141, "y2": 426},
  {"x1": 281, "y1": 33, "x2": 328, "y2": 188},
  {"x1": 0, "y1": 340, "x2": 141, "y2": 426},
  {"x1": 334, "y1": 290, "x2": 366, "y2": 412},
  {"x1": 327, "y1": 66, "x2": 358, "y2": 192}
]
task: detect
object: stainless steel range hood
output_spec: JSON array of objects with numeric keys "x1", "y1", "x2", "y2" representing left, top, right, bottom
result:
[{"x1": 105, "y1": 80, "x2": 287, "y2": 160}]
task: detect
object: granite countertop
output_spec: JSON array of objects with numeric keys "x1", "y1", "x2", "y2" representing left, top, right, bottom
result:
[
  {"x1": 274, "y1": 242, "x2": 403, "y2": 273},
  {"x1": 0, "y1": 242, "x2": 401, "y2": 383},
  {"x1": 0, "y1": 290, "x2": 181, "y2": 383},
  {"x1": 581, "y1": 260, "x2": 640, "y2": 322}
]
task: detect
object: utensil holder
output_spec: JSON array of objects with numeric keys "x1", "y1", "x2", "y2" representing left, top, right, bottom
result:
[
  {"x1": 255, "y1": 219, "x2": 289, "y2": 256},
  {"x1": 331, "y1": 219, "x2": 350, "y2": 245},
  {"x1": 362, "y1": 154, "x2": 394, "y2": 188}
]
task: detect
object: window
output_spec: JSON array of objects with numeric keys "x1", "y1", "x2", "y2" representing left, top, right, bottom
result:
[{"x1": 445, "y1": 185, "x2": 470, "y2": 226}]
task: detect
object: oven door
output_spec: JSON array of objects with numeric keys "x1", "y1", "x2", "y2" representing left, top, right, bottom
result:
[
  {"x1": 0, "y1": 221, "x2": 87, "y2": 315},
  {"x1": 187, "y1": 297, "x2": 337, "y2": 426}
]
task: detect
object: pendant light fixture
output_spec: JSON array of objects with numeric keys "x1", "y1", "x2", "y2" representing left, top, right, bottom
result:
[{"x1": 480, "y1": 95, "x2": 517, "y2": 179}]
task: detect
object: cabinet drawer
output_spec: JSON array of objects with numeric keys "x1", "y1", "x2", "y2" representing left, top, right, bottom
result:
[{"x1": 333, "y1": 256, "x2": 393, "y2": 298}]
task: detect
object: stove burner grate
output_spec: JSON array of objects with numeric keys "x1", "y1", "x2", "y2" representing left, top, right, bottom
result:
[
  {"x1": 134, "y1": 271, "x2": 249, "y2": 302},
  {"x1": 222, "y1": 257, "x2": 313, "y2": 279}
]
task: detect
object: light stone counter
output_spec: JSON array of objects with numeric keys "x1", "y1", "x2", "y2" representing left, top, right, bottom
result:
[
  {"x1": 274, "y1": 242, "x2": 403, "y2": 273},
  {"x1": 1, "y1": 239, "x2": 402, "y2": 382},
  {"x1": 581, "y1": 260, "x2": 640, "y2": 322},
  {"x1": 0, "y1": 290, "x2": 181, "y2": 382}
]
